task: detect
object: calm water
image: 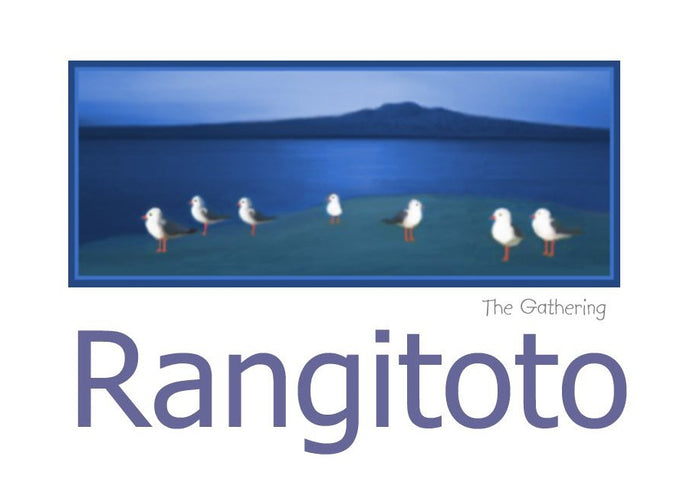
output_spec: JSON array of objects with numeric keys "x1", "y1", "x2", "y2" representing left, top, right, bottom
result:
[{"x1": 78, "y1": 138, "x2": 609, "y2": 243}]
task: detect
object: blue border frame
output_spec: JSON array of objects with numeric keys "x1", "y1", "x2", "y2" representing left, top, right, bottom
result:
[{"x1": 68, "y1": 60, "x2": 620, "y2": 287}]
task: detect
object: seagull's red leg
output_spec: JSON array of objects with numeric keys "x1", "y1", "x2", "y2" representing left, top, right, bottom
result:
[
  {"x1": 157, "y1": 239, "x2": 162, "y2": 253},
  {"x1": 503, "y1": 246, "x2": 509, "y2": 262},
  {"x1": 330, "y1": 216, "x2": 334, "y2": 225},
  {"x1": 543, "y1": 240, "x2": 549, "y2": 256},
  {"x1": 162, "y1": 237, "x2": 167, "y2": 253},
  {"x1": 550, "y1": 240, "x2": 555, "y2": 257},
  {"x1": 203, "y1": 223, "x2": 208, "y2": 236},
  {"x1": 251, "y1": 225, "x2": 256, "y2": 237},
  {"x1": 409, "y1": 228, "x2": 415, "y2": 242},
  {"x1": 336, "y1": 216, "x2": 340, "y2": 224},
  {"x1": 404, "y1": 228, "x2": 408, "y2": 242}
]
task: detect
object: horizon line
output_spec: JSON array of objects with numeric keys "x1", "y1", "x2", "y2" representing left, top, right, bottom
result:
[{"x1": 78, "y1": 101, "x2": 610, "y2": 131}]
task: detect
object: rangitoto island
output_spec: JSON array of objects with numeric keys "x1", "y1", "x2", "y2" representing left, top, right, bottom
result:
[{"x1": 80, "y1": 102, "x2": 609, "y2": 141}]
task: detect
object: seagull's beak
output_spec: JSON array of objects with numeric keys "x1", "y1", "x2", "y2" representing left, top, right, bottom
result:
[
  {"x1": 189, "y1": 200, "x2": 193, "y2": 206},
  {"x1": 530, "y1": 214, "x2": 535, "y2": 220},
  {"x1": 141, "y1": 215, "x2": 148, "y2": 220},
  {"x1": 490, "y1": 215, "x2": 496, "y2": 221},
  {"x1": 237, "y1": 202, "x2": 241, "y2": 207}
]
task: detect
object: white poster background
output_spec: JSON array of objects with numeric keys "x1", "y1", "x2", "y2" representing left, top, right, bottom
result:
[{"x1": 1, "y1": 1, "x2": 688, "y2": 487}]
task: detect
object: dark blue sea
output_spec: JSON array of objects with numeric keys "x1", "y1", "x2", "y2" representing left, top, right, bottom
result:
[{"x1": 78, "y1": 138, "x2": 609, "y2": 244}]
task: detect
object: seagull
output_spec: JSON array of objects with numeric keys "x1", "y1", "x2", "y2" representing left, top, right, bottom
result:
[
  {"x1": 326, "y1": 193, "x2": 343, "y2": 224},
  {"x1": 491, "y1": 208, "x2": 523, "y2": 262},
  {"x1": 141, "y1": 207, "x2": 196, "y2": 253},
  {"x1": 382, "y1": 199, "x2": 423, "y2": 242},
  {"x1": 237, "y1": 197, "x2": 275, "y2": 236},
  {"x1": 531, "y1": 208, "x2": 582, "y2": 257},
  {"x1": 189, "y1": 195, "x2": 229, "y2": 236}
]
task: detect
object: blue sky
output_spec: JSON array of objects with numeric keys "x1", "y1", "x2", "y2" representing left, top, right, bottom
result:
[{"x1": 78, "y1": 67, "x2": 612, "y2": 128}]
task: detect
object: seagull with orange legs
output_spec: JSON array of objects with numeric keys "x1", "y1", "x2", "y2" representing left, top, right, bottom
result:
[
  {"x1": 190, "y1": 195, "x2": 229, "y2": 236},
  {"x1": 531, "y1": 208, "x2": 582, "y2": 257},
  {"x1": 142, "y1": 207, "x2": 196, "y2": 253},
  {"x1": 383, "y1": 199, "x2": 423, "y2": 242},
  {"x1": 491, "y1": 208, "x2": 523, "y2": 262},
  {"x1": 326, "y1": 193, "x2": 343, "y2": 224},
  {"x1": 237, "y1": 197, "x2": 275, "y2": 236}
]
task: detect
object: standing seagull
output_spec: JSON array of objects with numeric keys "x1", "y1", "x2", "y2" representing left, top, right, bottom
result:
[
  {"x1": 142, "y1": 207, "x2": 196, "y2": 253},
  {"x1": 531, "y1": 208, "x2": 582, "y2": 257},
  {"x1": 326, "y1": 193, "x2": 343, "y2": 224},
  {"x1": 491, "y1": 208, "x2": 523, "y2": 262},
  {"x1": 237, "y1": 197, "x2": 275, "y2": 236},
  {"x1": 383, "y1": 199, "x2": 424, "y2": 242},
  {"x1": 189, "y1": 195, "x2": 229, "y2": 236}
]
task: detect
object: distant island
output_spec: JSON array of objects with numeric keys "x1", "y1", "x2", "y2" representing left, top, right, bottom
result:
[{"x1": 80, "y1": 102, "x2": 609, "y2": 140}]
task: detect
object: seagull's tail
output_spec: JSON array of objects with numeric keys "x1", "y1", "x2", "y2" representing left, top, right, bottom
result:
[{"x1": 382, "y1": 218, "x2": 396, "y2": 224}]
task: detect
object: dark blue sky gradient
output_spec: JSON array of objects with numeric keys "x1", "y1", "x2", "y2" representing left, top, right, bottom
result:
[{"x1": 78, "y1": 68, "x2": 612, "y2": 128}]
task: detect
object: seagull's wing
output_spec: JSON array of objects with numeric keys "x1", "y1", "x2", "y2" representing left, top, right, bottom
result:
[
  {"x1": 513, "y1": 224, "x2": 524, "y2": 238},
  {"x1": 202, "y1": 207, "x2": 229, "y2": 222},
  {"x1": 163, "y1": 219, "x2": 197, "y2": 236},
  {"x1": 383, "y1": 209, "x2": 407, "y2": 224},
  {"x1": 250, "y1": 208, "x2": 276, "y2": 222},
  {"x1": 552, "y1": 218, "x2": 582, "y2": 236}
]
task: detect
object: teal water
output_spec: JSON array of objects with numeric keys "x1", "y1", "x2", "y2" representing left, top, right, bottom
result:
[
  {"x1": 79, "y1": 139, "x2": 609, "y2": 243},
  {"x1": 78, "y1": 195, "x2": 609, "y2": 276}
]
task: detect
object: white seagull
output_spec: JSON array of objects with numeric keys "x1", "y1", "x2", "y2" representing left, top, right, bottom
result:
[
  {"x1": 237, "y1": 197, "x2": 275, "y2": 236},
  {"x1": 491, "y1": 208, "x2": 523, "y2": 262},
  {"x1": 326, "y1": 193, "x2": 343, "y2": 224},
  {"x1": 189, "y1": 195, "x2": 229, "y2": 236},
  {"x1": 531, "y1": 208, "x2": 582, "y2": 257},
  {"x1": 383, "y1": 199, "x2": 423, "y2": 242},
  {"x1": 141, "y1": 207, "x2": 196, "y2": 253}
]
